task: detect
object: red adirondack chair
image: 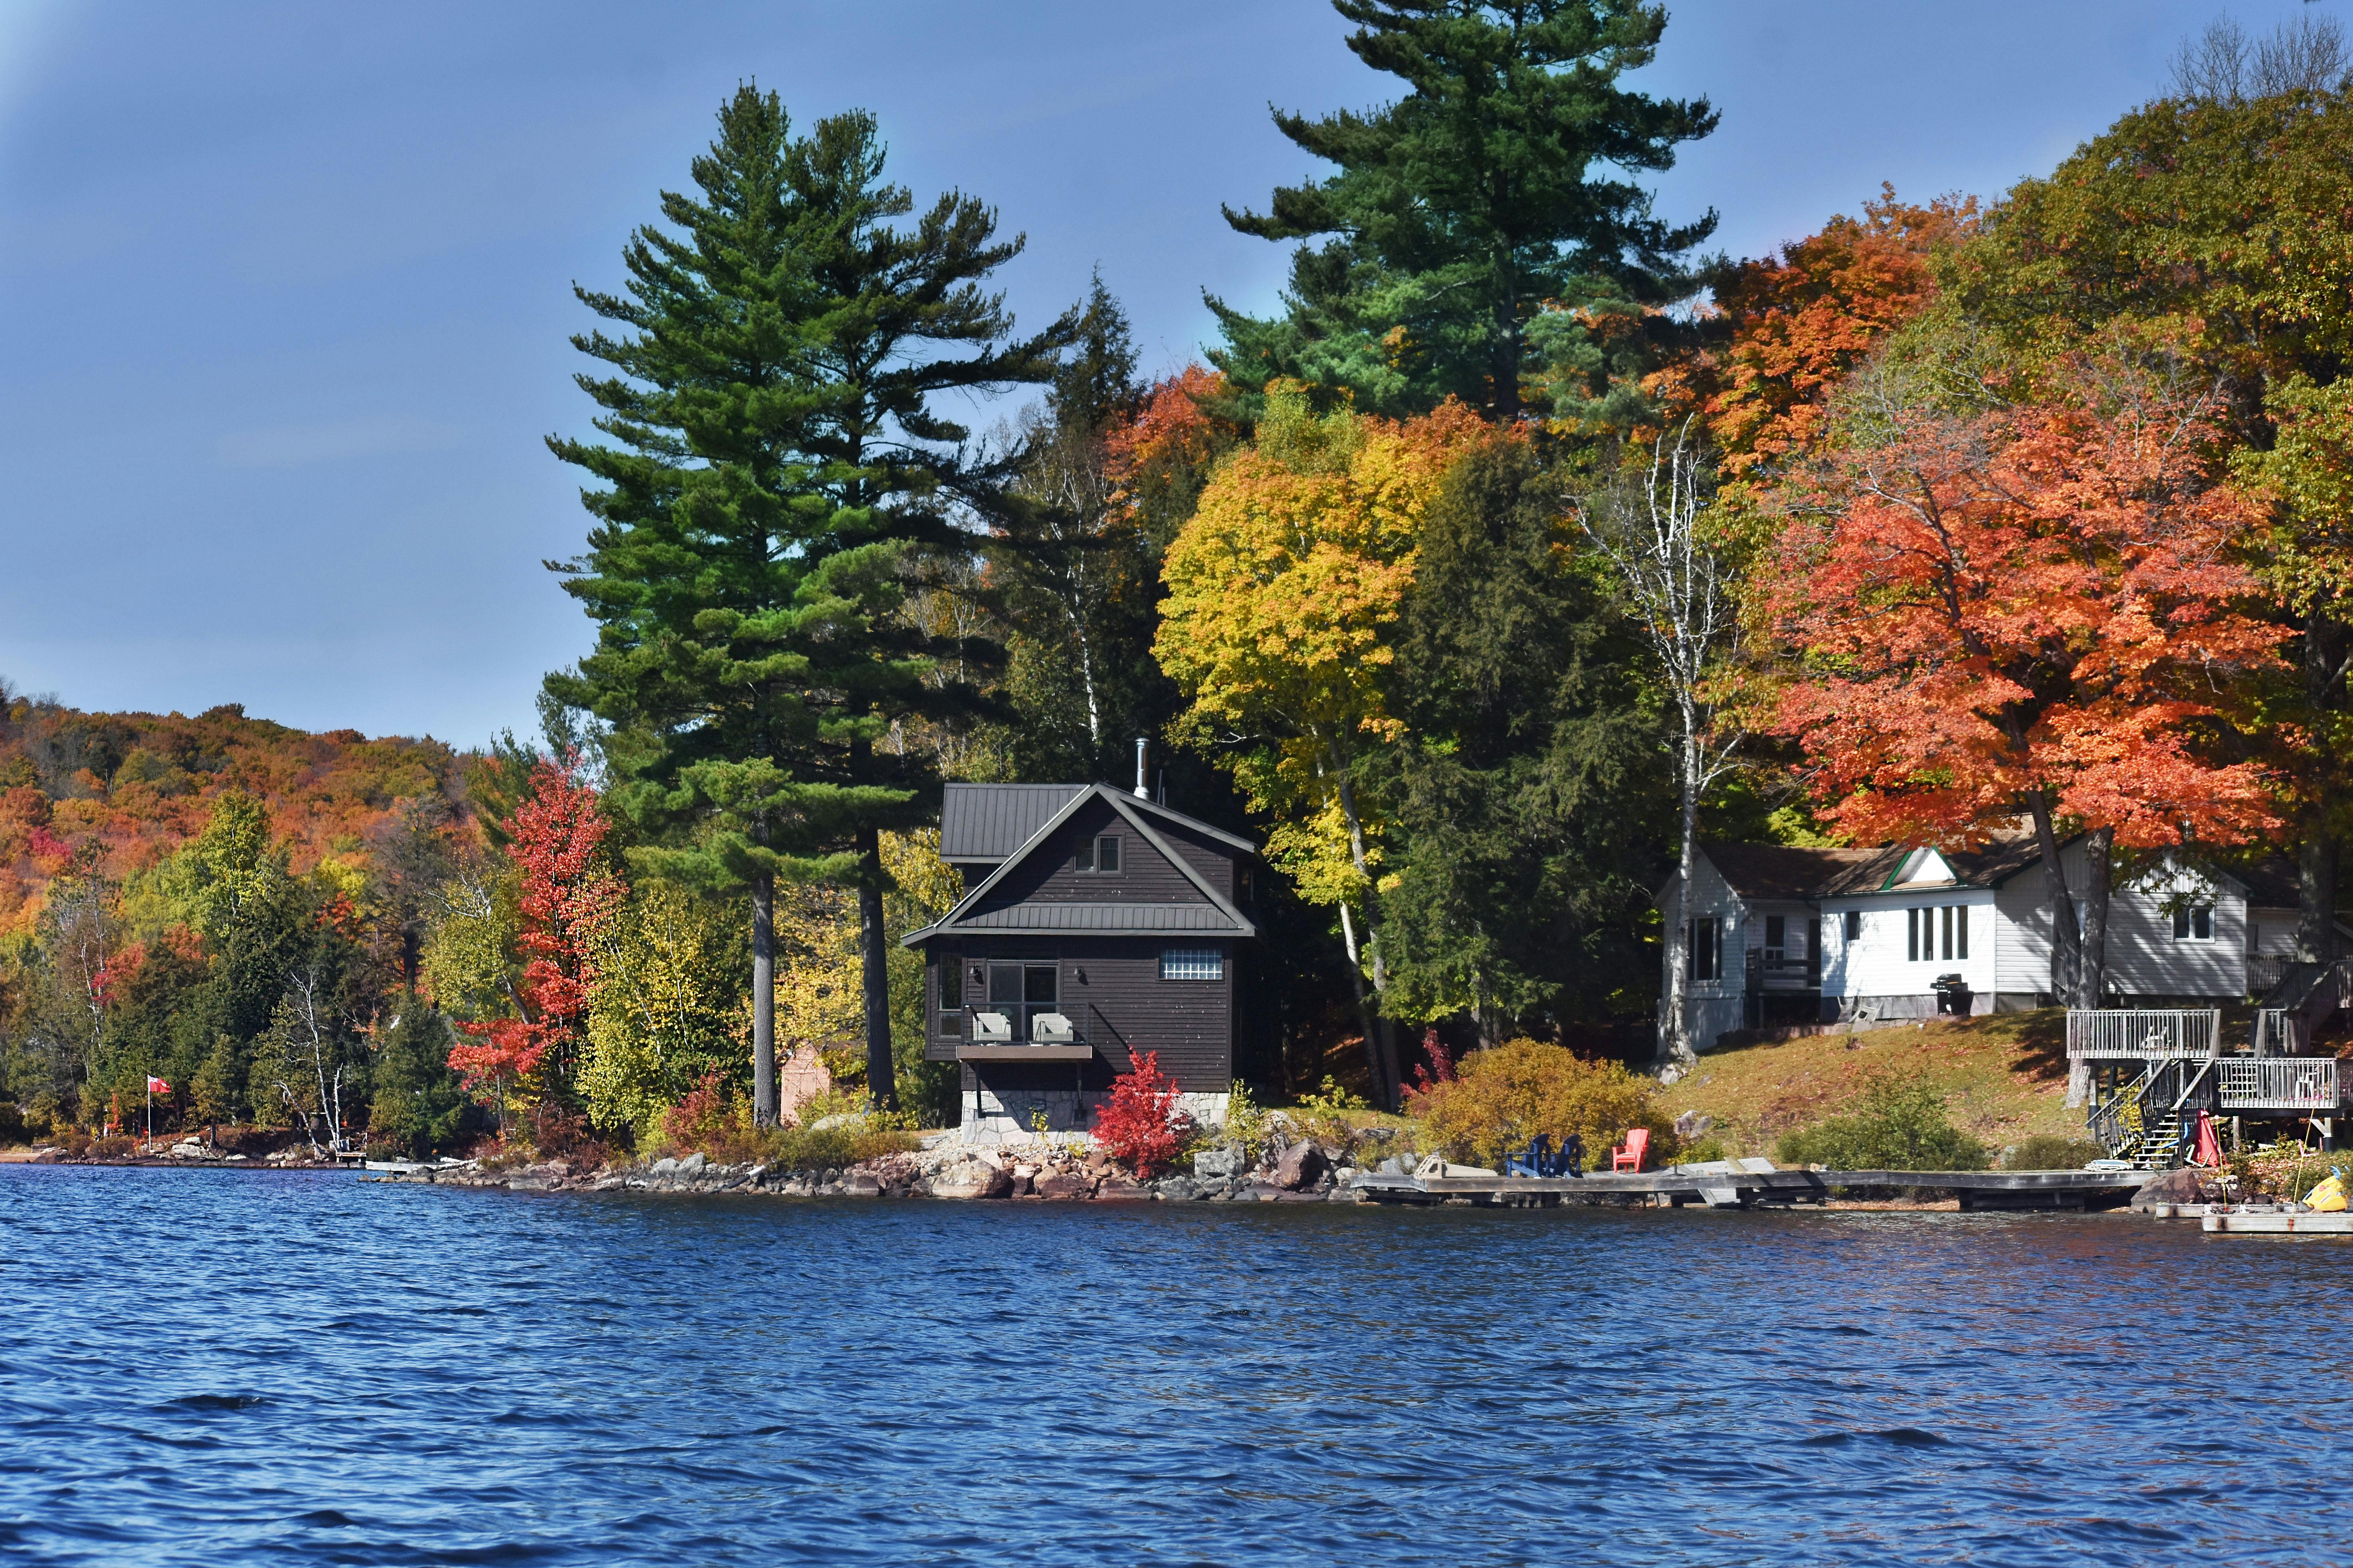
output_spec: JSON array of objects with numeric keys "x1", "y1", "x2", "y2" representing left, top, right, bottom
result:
[{"x1": 1610, "y1": 1127, "x2": 1650, "y2": 1172}]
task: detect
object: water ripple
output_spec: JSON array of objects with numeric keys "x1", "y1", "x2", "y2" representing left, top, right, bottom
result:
[{"x1": 2, "y1": 1166, "x2": 2346, "y2": 1564}]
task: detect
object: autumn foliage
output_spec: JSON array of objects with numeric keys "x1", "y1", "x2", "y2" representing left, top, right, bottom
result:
[
  {"x1": 1766, "y1": 377, "x2": 2287, "y2": 850},
  {"x1": 448, "y1": 759, "x2": 623, "y2": 1108},
  {"x1": 1698, "y1": 189, "x2": 1977, "y2": 474},
  {"x1": 1092, "y1": 1050, "x2": 1191, "y2": 1177}
]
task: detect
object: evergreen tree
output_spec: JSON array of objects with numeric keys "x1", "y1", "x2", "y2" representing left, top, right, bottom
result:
[
  {"x1": 1380, "y1": 437, "x2": 1666, "y2": 1037},
  {"x1": 986, "y1": 275, "x2": 1179, "y2": 783},
  {"x1": 548, "y1": 87, "x2": 1069, "y2": 1119},
  {"x1": 1211, "y1": 0, "x2": 1716, "y2": 421},
  {"x1": 368, "y1": 992, "x2": 470, "y2": 1158}
]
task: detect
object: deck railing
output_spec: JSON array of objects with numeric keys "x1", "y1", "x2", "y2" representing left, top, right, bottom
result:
[
  {"x1": 2065, "y1": 1008, "x2": 2221, "y2": 1059},
  {"x1": 2252, "y1": 1007, "x2": 2301, "y2": 1057},
  {"x1": 2248, "y1": 955, "x2": 2292, "y2": 998},
  {"x1": 2218, "y1": 1056, "x2": 2341, "y2": 1110}
]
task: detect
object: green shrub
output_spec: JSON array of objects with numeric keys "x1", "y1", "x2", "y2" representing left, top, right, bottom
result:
[
  {"x1": 2004, "y1": 1134, "x2": 2106, "y2": 1171},
  {"x1": 1772, "y1": 1077, "x2": 1988, "y2": 1171},
  {"x1": 1413, "y1": 1039, "x2": 1675, "y2": 1169}
]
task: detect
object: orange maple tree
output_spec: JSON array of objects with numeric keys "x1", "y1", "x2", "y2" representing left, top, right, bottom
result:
[
  {"x1": 1680, "y1": 188, "x2": 1977, "y2": 475},
  {"x1": 447, "y1": 758, "x2": 623, "y2": 1114},
  {"x1": 1766, "y1": 375, "x2": 2287, "y2": 998}
]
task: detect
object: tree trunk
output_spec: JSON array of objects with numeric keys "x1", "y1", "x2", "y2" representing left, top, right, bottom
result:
[
  {"x1": 1336, "y1": 902, "x2": 1395, "y2": 1109},
  {"x1": 1660, "y1": 717, "x2": 1702, "y2": 1071},
  {"x1": 751, "y1": 867, "x2": 776, "y2": 1128},
  {"x1": 2074, "y1": 826, "x2": 2113, "y2": 1009},
  {"x1": 1330, "y1": 764, "x2": 1399, "y2": 1108},
  {"x1": 2297, "y1": 832, "x2": 2339, "y2": 964},
  {"x1": 2027, "y1": 793, "x2": 2083, "y2": 1006},
  {"x1": 2300, "y1": 612, "x2": 2348, "y2": 962},
  {"x1": 857, "y1": 826, "x2": 896, "y2": 1113}
]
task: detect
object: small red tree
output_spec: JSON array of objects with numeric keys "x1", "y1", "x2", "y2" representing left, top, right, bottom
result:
[
  {"x1": 449, "y1": 758, "x2": 624, "y2": 1117},
  {"x1": 1768, "y1": 372, "x2": 2288, "y2": 1001},
  {"x1": 1093, "y1": 1051, "x2": 1191, "y2": 1177}
]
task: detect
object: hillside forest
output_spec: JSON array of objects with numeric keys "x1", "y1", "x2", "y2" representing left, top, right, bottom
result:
[{"x1": 5, "y1": 3, "x2": 2353, "y2": 1151}]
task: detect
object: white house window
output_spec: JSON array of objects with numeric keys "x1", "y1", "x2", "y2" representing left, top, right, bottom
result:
[
  {"x1": 1843, "y1": 910, "x2": 1861, "y2": 942},
  {"x1": 2173, "y1": 905, "x2": 2215, "y2": 941},
  {"x1": 1161, "y1": 949, "x2": 1222, "y2": 981},
  {"x1": 1075, "y1": 835, "x2": 1123, "y2": 872},
  {"x1": 1907, "y1": 907, "x2": 1925, "y2": 962},
  {"x1": 1688, "y1": 916, "x2": 1722, "y2": 981}
]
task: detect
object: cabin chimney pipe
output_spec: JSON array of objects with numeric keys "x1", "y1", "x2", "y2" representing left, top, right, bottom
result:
[{"x1": 1135, "y1": 738, "x2": 1149, "y2": 798}]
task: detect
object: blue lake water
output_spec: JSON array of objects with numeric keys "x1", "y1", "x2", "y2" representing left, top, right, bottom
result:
[{"x1": 2, "y1": 1165, "x2": 2347, "y2": 1566}]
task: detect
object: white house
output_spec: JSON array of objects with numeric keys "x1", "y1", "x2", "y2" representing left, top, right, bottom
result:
[{"x1": 1661, "y1": 834, "x2": 2345, "y2": 1053}]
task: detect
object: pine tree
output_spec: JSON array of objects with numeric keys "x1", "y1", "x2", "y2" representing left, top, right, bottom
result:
[
  {"x1": 1210, "y1": 0, "x2": 1717, "y2": 421},
  {"x1": 548, "y1": 87, "x2": 1069, "y2": 1120}
]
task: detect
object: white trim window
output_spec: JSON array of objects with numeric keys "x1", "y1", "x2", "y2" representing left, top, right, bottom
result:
[
  {"x1": 2172, "y1": 904, "x2": 2215, "y2": 941},
  {"x1": 1688, "y1": 916, "x2": 1722, "y2": 982},
  {"x1": 1160, "y1": 949, "x2": 1222, "y2": 981}
]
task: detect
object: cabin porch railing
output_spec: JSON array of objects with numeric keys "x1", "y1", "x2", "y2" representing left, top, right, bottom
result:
[
  {"x1": 2217, "y1": 1056, "x2": 2342, "y2": 1110},
  {"x1": 2065, "y1": 1008, "x2": 2221, "y2": 1059}
]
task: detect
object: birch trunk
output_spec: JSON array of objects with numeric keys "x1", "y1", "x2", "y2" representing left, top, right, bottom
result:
[
  {"x1": 1660, "y1": 712, "x2": 1701, "y2": 1071},
  {"x1": 2074, "y1": 826, "x2": 2113, "y2": 1009},
  {"x1": 1330, "y1": 760, "x2": 1400, "y2": 1109}
]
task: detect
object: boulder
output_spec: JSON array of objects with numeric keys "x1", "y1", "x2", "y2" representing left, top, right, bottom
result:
[
  {"x1": 677, "y1": 1152, "x2": 708, "y2": 1176},
  {"x1": 1095, "y1": 1176, "x2": 1148, "y2": 1201},
  {"x1": 1157, "y1": 1176, "x2": 1202, "y2": 1202},
  {"x1": 1033, "y1": 1171, "x2": 1096, "y2": 1200},
  {"x1": 1193, "y1": 1145, "x2": 1245, "y2": 1180},
  {"x1": 650, "y1": 1157, "x2": 679, "y2": 1177},
  {"x1": 932, "y1": 1161, "x2": 1014, "y2": 1200},
  {"x1": 2131, "y1": 1167, "x2": 2209, "y2": 1211},
  {"x1": 841, "y1": 1171, "x2": 884, "y2": 1197},
  {"x1": 1274, "y1": 1141, "x2": 1330, "y2": 1191},
  {"x1": 1674, "y1": 1111, "x2": 1714, "y2": 1140}
]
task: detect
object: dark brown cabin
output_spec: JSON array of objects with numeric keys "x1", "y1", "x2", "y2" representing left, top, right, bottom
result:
[{"x1": 903, "y1": 782, "x2": 1258, "y2": 1143}]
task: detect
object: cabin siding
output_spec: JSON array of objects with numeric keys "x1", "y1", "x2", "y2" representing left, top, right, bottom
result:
[
  {"x1": 923, "y1": 936, "x2": 1234, "y2": 1091},
  {"x1": 972, "y1": 797, "x2": 1209, "y2": 915},
  {"x1": 1821, "y1": 890, "x2": 1996, "y2": 1002}
]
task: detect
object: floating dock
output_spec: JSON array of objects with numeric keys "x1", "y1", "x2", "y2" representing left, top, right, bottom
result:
[
  {"x1": 1350, "y1": 1161, "x2": 2152, "y2": 1211},
  {"x1": 2200, "y1": 1209, "x2": 2353, "y2": 1235}
]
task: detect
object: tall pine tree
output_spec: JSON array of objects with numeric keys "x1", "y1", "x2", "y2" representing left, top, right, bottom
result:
[
  {"x1": 549, "y1": 87, "x2": 1069, "y2": 1119},
  {"x1": 1210, "y1": 0, "x2": 1717, "y2": 420}
]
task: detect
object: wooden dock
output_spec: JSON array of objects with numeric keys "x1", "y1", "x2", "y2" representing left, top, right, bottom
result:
[
  {"x1": 2200, "y1": 1209, "x2": 2353, "y2": 1235},
  {"x1": 1350, "y1": 1161, "x2": 2153, "y2": 1211}
]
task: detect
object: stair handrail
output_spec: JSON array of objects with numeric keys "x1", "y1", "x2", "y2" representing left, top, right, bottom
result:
[{"x1": 2087, "y1": 1060, "x2": 2159, "y2": 1157}]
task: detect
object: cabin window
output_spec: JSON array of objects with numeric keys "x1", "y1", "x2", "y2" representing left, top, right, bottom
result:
[
  {"x1": 937, "y1": 960, "x2": 963, "y2": 1035},
  {"x1": 1764, "y1": 915, "x2": 1786, "y2": 958},
  {"x1": 1949, "y1": 905, "x2": 1968, "y2": 960},
  {"x1": 1076, "y1": 835, "x2": 1122, "y2": 873},
  {"x1": 1688, "y1": 916, "x2": 1721, "y2": 982},
  {"x1": 2173, "y1": 904, "x2": 2215, "y2": 941},
  {"x1": 1843, "y1": 910, "x2": 1861, "y2": 942},
  {"x1": 1161, "y1": 949, "x2": 1222, "y2": 981},
  {"x1": 1907, "y1": 907, "x2": 1921, "y2": 962}
]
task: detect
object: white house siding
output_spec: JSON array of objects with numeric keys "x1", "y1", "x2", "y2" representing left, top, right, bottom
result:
[
  {"x1": 2100, "y1": 866, "x2": 2243, "y2": 999},
  {"x1": 1990, "y1": 840, "x2": 2097, "y2": 1001},
  {"x1": 1660, "y1": 854, "x2": 1749, "y2": 1052},
  {"x1": 2248, "y1": 909, "x2": 2301, "y2": 960},
  {"x1": 1822, "y1": 890, "x2": 1997, "y2": 1017}
]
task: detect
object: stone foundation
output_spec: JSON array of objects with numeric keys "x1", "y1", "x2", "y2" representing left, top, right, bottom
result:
[{"x1": 957, "y1": 1087, "x2": 1235, "y2": 1146}]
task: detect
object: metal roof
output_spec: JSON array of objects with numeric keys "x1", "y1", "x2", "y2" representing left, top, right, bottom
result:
[
  {"x1": 907, "y1": 785, "x2": 1258, "y2": 946},
  {"x1": 944, "y1": 903, "x2": 1248, "y2": 933},
  {"x1": 939, "y1": 784, "x2": 1085, "y2": 862}
]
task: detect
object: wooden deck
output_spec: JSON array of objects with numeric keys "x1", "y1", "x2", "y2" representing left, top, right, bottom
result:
[{"x1": 1351, "y1": 1163, "x2": 2153, "y2": 1211}]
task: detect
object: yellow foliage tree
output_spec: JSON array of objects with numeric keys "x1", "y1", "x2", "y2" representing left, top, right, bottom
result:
[
  {"x1": 1155, "y1": 383, "x2": 1490, "y2": 1104},
  {"x1": 579, "y1": 882, "x2": 750, "y2": 1138}
]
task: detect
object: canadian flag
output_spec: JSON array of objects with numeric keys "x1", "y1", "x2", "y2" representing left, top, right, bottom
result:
[{"x1": 147, "y1": 1075, "x2": 171, "y2": 1094}]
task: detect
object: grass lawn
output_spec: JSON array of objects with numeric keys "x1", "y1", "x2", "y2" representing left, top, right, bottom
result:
[{"x1": 1661, "y1": 1010, "x2": 2086, "y2": 1161}]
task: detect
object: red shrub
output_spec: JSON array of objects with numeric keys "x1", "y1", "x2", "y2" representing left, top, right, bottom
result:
[{"x1": 1094, "y1": 1051, "x2": 1191, "y2": 1177}]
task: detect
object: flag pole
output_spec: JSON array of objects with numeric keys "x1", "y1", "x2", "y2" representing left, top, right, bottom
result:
[{"x1": 146, "y1": 1079, "x2": 152, "y2": 1144}]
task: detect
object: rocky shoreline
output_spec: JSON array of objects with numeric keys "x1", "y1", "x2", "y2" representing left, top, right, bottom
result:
[{"x1": 369, "y1": 1136, "x2": 1364, "y2": 1203}]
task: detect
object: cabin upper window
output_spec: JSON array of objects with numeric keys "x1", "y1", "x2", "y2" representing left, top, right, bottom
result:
[
  {"x1": 1688, "y1": 916, "x2": 1721, "y2": 982},
  {"x1": 2173, "y1": 904, "x2": 2215, "y2": 941},
  {"x1": 1076, "y1": 835, "x2": 1122, "y2": 873},
  {"x1": 1843, "y1": 910, "x2": 1861, "y2": 942},
  {"x1": 1161, "y1": 949, "x2": 1222, "y2": 981}
]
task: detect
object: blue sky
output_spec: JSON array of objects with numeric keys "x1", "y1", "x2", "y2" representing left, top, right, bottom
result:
[{"x1": 0, "y1": 0, "x2": 2327, "y2": 746}]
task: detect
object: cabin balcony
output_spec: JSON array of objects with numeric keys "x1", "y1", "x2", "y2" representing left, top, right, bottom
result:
[
  {"x1": 953, "y1": 1007, "x2": 1095, "y2": 1063},
  {"x1": 1746, "y1": 952, "x2": 1819, "y2": 993}
]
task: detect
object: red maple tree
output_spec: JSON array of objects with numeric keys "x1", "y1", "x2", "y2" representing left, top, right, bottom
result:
[
  {"x1": 1766, "y1": 374, "x2": 2288, "y2": 996},
  {"x1": 448, "y1": 758, "x2": 623, "y2": 1113},
  {"x1": 1092, "y1": 1051, "x2": 1191, "y2": 1177}
]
